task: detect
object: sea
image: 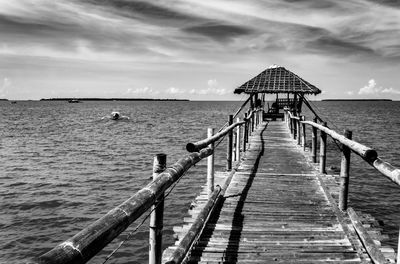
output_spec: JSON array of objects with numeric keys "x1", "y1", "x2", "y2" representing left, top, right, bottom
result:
[{"x1": 1, "y1": 100, "x2": 399, "y2": 264}]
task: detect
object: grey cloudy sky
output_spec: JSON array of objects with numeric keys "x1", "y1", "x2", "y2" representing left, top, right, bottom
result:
[{"x1": 1, "y1": 0, "x2": 399, "y2": 100}]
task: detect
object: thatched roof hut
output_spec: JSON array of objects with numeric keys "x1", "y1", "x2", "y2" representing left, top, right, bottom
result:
[
  {"x1": 234, "y1": 65, "x2": 321, "y2": 95},
  {"x1": 235, "y1": 65, "x2": 321, "y2": 118}
]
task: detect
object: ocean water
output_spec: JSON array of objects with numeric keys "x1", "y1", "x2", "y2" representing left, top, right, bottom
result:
[{"x1": 0, "y1": 100, "x2": 399, "y2": 264}]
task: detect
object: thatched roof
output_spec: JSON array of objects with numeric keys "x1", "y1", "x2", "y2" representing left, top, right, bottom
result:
[{"x1": 234, "y1": 65, "x2": 321, "y2": 95}]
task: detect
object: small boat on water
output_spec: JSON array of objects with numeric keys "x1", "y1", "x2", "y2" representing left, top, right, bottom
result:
[{"x1": 68, "y1": 99, "x2": 80, "y2": 103}]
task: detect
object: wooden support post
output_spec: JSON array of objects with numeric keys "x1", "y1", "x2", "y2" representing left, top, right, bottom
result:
[
  {"x1": 296, "y1": 117, "x2": 301, "y2": 145},
  {"x1": 252, "y1": 112, "x2": 255, "y2": 132},
  {"x1": 236, "y1": 118, "x2": 241, "y2": 162},
  {"x1": 301, "y1": 116, "x2": 306, "y2": 151},
  {"x1": 149, "y1": 154, "x2": 166, "y2": 264},
  {"x1": 293, "y1": 118, "x2": 297, "y2": 140},
  {"x1": 207, "y1": 128, "x2": 214, "y2": 198},
  {"x1": 227, "y1": 115, "x2": 233, "y2": 171},
  {"x1": 243, "y1": 113, "x2": 248, "y2": 151},
  {"x1": 289, "y1": 116, "x2": 293, "y2": 135},
  {"x1": 339, "y1": 130, "x2": 352, "y2": 211},
  {"x1": 249, "y1": 113, "x2": 253, "y2": 133},
  {"x1": 312, "y1": 117, "x2": 318, "y2": 163},
  {"x1": 319, "y1": 122, "x2": 327, "y2": 174},
  {"x1": 232, "y1": 132, "x2": 237, "y2": 162}
]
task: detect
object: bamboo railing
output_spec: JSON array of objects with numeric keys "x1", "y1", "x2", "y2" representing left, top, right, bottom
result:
[
  {"x1": 285, "y1": 110, "x2": 400, "y2": 264},
  {"x1": 35, "y1": 103, "x2": 265, "y2": 264}
]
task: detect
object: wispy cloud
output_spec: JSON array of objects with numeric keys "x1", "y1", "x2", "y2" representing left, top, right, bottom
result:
[
  {"x1": 1, "y1": 0, "x2": 399, "y2": 61},
  {"x1": 0, "y1": 0, "x2": 399, "y2": 99}
]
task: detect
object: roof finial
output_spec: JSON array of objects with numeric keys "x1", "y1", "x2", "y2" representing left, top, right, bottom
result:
[{"x1": 268, "y1": 64, "x2": 280, "y2": 69}]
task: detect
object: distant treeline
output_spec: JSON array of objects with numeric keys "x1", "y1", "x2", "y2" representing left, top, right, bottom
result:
[
  {"x1": 40, "y1": 98, "x2": 190, "y2": 101},
  {"x1": 322, "y1": 99, "x2": 392, "y2": 101}
]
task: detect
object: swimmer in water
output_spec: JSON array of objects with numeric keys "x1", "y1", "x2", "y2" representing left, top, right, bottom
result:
[
  {"x1": 101, "y1": 111, "x2": 130, "y2": 120},
  {"x1": 111, "y1": 111, "x2": 120, "y2": 120}
]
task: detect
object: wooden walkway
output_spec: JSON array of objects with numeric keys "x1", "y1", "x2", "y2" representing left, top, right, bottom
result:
[{"x1": 164, "y1": 121, "x2": 392, "y2": 263}]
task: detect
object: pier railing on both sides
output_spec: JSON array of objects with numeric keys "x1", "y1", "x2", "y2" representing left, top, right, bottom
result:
[
  {"x1": 285, "y1": 110, "x2": 400, "y2": 264},
  {"x1": 35, "y1": 106, "x2": 265, "y2": 264}
]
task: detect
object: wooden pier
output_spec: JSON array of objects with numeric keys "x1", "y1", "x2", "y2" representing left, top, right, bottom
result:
[
  {"x1": 35, "y1": 66, "x2": 399, "y2": 264},
  {"x1": 163, "y1": 120, "x2": 395, "y2": 263}
]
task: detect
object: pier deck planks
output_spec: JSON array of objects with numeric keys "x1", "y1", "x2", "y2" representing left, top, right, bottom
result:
[{"x1": 164, "y1": 121, "x2": 392, "y2": 263}]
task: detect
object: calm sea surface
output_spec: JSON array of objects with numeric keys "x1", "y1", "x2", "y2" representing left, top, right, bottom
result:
[{"x1": 1, "y1": 100, "x2": 399, "y2": 263}]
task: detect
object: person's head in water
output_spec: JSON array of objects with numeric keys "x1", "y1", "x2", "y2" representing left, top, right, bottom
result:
[{"x1": 111, "y1": 112, "x2": 120, "y2": 120}]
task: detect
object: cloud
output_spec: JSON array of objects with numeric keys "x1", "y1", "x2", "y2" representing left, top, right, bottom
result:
[
  {"x1": 126, "y1": 87, "x2": 158, "y2": 95},
  {"x1": 166, "y1": 87, "x2": 185, "y2": 94},
  {"x1": 358, "y1": 79, "x2": 400, "y2": 95},
  {"x1": 190, "y1": 79, "x2": 229, "y2": 95},
  {"x1": 382, "y1": 87, "x2": 400, "y2": 94}
]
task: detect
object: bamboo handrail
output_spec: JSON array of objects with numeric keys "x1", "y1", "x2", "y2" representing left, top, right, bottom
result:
[
  {"x1": 301, "y1": 120, "x2": 377, "y2": 162},
  {"x1": 371, "y1": 158, "x2": 400, "y2": 186},
  {"x1": 37, "y1": 147, "x2": 213, "y2": 264},
  {"x1": 186, "y1": 121, "x2": 246, "y2": 152},
  {"x1": 286, "y1": 113, "x2": 400, "y2": 187}
]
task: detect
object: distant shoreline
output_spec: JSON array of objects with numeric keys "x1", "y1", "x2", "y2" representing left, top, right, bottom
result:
[
  {"x1": 39, "y1": 98, "x2": 190, "y2": 102},
  {"x1": 322, "y1": 99, "x2": 392, "y2": 101}
]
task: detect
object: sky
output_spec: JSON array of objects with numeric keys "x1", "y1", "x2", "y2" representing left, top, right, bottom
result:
[{"x1": 0, "y1": 0, "x2": 399, "y2": 101}]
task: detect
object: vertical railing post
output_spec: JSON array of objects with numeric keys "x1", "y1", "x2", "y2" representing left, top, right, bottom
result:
[
  {"x1": 301, "y1": 116, "x2": 306, "y2": 151},
  {"x1": 149, "y1": 154, "x2": 166, "y2": 264},
  {"x1": 236, "y1": 118, "x2": 241, "y2": 162},
  {"x1": 233, "y1": 132, "x2": 237, "y2": 162},
  {"x1": 311, "y1": 117, "x2": 318, "y2": 163},
  {"x1": 255, "y1": 109, "x2": 258, "y2": 127},
  {"x1": 207, "y1": 128, "x2": 215, "y2": 198},
  {"x1": 289, "y1": 115, "x2": 293, "y2": 135},
  {"x1": 227, "y1": 115, "x2": 233, "y2": 171},
  {"x1": 251, "y1": 111, "x2": 255, "y2": 132},
  {"x1": 296, "y1": 117, "x2": 301, "y2": 145},
  {"x1": 249, "y1": 112, "x2": 253, "y2": 134},
  {"x1": 243, "y1": 113, "x2": 248, "y2": 152},
  {"x1": 339, "y1": 130, "x2": 352, "y2": 211},
  {"x1": 319, "y1": 122, "x2": 327, "y2": 174}
]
